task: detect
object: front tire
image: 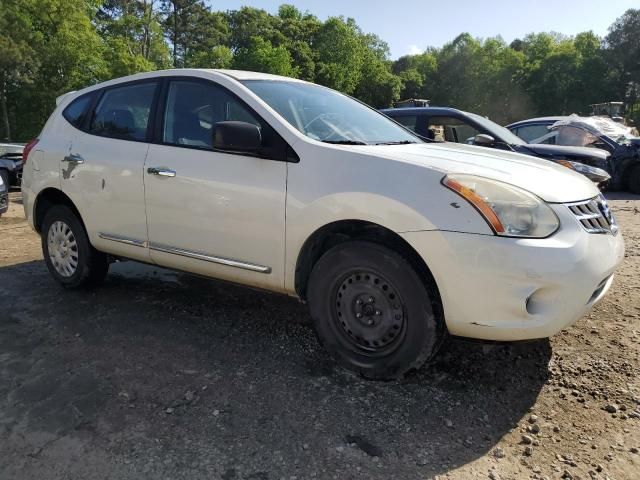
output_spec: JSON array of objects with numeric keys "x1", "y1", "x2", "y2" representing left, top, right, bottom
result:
[
  {"x1": 307, "y1": 241, "x2": 444, "y2": 380},
  {"x1": 41, "y1": 205, "x2": 109, "y2": 288}
]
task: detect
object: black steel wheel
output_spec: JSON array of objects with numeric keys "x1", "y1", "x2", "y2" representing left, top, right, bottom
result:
[
  {"x1": 307, "y1": 241, "x2": 444, "y2": 380},
  {"x1": 334, "y1": 270, "x2": 407, "y2": 356}
]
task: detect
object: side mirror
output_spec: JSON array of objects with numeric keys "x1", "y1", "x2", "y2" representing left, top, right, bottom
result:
[
  {"x1": 213, "y1": 121, "x2": 262, "y2": 153},
  {"x1": 474, "y1": 134, "x2": 495, "y2": 146}
]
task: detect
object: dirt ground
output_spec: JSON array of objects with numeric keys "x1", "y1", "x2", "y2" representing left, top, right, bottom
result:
[{"x1": 0, "y1": 189, "x2": 638, "y2": 480}]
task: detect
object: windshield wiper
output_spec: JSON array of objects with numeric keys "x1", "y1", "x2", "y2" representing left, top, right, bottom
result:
[
  {"x1": 374, "y1": 140, "x2": 418, "y2": 145},
  {"x1": 322, "y1": 140, "x2": 368, "y2": 145}
]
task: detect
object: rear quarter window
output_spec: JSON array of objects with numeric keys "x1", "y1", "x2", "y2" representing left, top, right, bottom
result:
[{"x1": 62, "y1": 93, "x2": 94, "y2": 128}]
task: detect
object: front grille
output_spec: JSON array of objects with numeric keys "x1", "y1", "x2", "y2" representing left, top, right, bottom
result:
[{"x1": 566, "y1": 195, "x2": 617, "y2": 235}]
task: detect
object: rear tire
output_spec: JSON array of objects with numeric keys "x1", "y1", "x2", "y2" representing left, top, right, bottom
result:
[
  {"x1": 628, "y1": 165, "x2": 640, "y2": 195},
  {"x1": 41, "y1": 205, "x2": 109, "y2": 289},
  {"x1": 307, "y1": 241, "x2": 444, "y2": 380}
]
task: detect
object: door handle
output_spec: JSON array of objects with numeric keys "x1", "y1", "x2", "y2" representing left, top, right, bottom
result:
[
  {"x1": 63, "y1": 153, "x2": 85, "y2": 164},
  {"x1": 147, "y1": 167, "x2": 176, "y2": 177}
]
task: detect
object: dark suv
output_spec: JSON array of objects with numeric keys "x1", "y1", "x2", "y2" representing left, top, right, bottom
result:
[{"x1": 381, "y1": 107, "x2": 611, "y2": 186}]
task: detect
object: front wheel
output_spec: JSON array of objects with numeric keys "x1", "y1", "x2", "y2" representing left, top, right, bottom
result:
[
  {"x1": 307, "y1": 241, "x2": 444, "y2": 380},
  {"x1": 41, "y1": 205, "x2": 109, "y2": 288}
]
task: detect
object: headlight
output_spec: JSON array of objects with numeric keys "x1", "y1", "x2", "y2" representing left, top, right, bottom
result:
[
  {"x1": 443, "y1": 174, "x2": 560, "y2": 238},
  {"x1": 556, "y1": 160, "x2": 611, "y2": 182}
]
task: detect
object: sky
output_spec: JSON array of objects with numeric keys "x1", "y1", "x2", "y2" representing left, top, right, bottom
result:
[{"x1": 209, "y1": 0, "x2": 639, "y2": 58}]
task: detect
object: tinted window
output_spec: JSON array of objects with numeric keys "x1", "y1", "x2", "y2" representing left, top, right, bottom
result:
[
  {"x1": 428, "y1": 116, "x2": 481, "y2": 143},
  {"x1": 515, "y1": 124, "x2": 550, "y2": 143},
  {"x1": 392, "y1": 115, "x2": 417, "y2": 131},
  {"x1": 89, "y1": 83, "x2": 157, "y2": 141},
  {"x1": 163, "y1": 80, "x2": 286, "y2": 158},
  {"x1": 62, "y1": 93, "x2": 94, "y2": 128}
]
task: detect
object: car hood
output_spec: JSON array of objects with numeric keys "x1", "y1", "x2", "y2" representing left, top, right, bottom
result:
[
  {"x1": 354, "y1": 142, "x2": 600, "y2": 203},
  {"x1": 519, "y1": 143, "x2": 610, "y2": 160}
]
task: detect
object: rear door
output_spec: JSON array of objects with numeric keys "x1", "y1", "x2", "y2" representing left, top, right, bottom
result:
[
  {"x1": 62, "y1": 81, "x2": 158, "y2": 261},
  {"x1": 143, "y1": 78, "x2": 288, "y2": 291}
]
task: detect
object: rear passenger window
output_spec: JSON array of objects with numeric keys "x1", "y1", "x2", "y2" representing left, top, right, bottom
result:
[
  {"x1": 393, "y1": 115, "x2": 417, "y2": 132},
  {"x1": 515, "y1": 125, "x2": 550, "y2": 143},
  {"x1": 62, "y1": 93, "x2": 94, "y2": 128},
  {"x1": 89, "y1": 83, "x2": 157, "y2": 141}
]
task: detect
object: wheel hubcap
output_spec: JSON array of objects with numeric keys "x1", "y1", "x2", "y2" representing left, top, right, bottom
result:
[
  {"x1": 47, "y1": 221, "x2": 78, "y2": 277},
  {"x1": 335, "y1": 271, "x2": 405, "y2": 353}
]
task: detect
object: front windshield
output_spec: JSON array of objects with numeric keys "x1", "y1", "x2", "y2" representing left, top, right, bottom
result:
[
  {"x1": 243, "y1": 80, "x2": 421, "y2": 145},
  {"x1": 467, "y1": 113, "x2": 526, "y2": 145}
]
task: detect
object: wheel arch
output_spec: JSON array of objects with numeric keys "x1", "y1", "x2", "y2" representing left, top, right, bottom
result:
[
  {"x1": 294, "y1": 220, "x2": 442, "y2": 312},
  {"x1": 33, "y1": 187, "x2": 85, "y2": 234}
]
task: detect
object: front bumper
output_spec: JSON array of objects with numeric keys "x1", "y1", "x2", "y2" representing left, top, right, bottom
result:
[{"x1": 401, "y1": 204, "x2": 625, "y2": 341}]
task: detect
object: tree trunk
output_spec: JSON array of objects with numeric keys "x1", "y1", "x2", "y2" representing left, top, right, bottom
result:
[
  {"x1": 0, "y1": 76, "x2": 10, "y2": 142},
  {"x1": 172, "y1": 1, "x2": 178, "y2": 67}
]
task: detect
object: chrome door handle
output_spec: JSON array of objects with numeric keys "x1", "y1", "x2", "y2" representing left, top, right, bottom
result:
[
  {"x1": 63, "y1": 153, "x2": 85, "y2": 164},
  {"x1": 147, "y1": 167, "x2": 176, "y2": 177}
]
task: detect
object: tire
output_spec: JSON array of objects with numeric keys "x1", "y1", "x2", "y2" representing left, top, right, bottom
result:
[
  {"x1": 41, "y1": 205, "x2": 109, "y2": 288},
  {"x1": 628, "y1": 165, "x2": 640, "y2": 195},
  {"x1": 307, "y1": 241, "x2": 444, "y2": 380}
]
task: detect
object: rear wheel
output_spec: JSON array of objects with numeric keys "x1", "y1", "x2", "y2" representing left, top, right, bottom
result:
[
  {"x1": 628, "y1": 165, "x2": 640, "y2": 195},
  {"x1": 307, "y1": 241, "x2": 444, "y2": 380},
  {"x1": 41, "y1": 205, "x2": 109, "y2": 288}
]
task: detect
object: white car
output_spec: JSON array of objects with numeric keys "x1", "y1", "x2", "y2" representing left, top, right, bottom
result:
[{"x1": 22, "y1": 69, "x2": 624, "y2": 379}]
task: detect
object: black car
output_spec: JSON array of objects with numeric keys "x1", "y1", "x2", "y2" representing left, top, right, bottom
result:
[
  {"x1": 507, "y1": 116, "x2": 640, "y2": 193},
  {"x1": 0, "y1": 172, "x2": 8, "y2": 217},
  {"x1": 380, "y1": 107, "x2": 611, "y2": 186}
]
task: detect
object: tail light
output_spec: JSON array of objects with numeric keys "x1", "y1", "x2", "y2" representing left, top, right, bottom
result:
[{"x1": 23, "y1": 138, "x2": 39, "y2": 164}]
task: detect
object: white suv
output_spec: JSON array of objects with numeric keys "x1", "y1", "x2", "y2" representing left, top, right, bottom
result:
[{"x1": 22, "y1": 69, "x2": 624, "y2": 379}]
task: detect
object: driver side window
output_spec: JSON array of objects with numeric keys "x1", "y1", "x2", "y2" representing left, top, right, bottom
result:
[
  {"x1": 163, "y1": 80, "x2": 261, "y2": 149},
  {"x1": 427, "y1": 116, "x2": 481, "y2": 143}
]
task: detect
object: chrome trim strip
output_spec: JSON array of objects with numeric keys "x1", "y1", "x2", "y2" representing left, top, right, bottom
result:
[
  {"x1": 148, "y1": 243, "x2": 271, "y2": 274},
  {"x1": 98, "y1": 232, "x2": 148, "y2": 247}
]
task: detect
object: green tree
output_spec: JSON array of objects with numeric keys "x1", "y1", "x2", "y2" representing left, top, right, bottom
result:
[
  {"x1": 161, "y1": 0, "x2": 228, "y2": 68},
  {"x1": 606, "y1": 9, "x2": 640, "y2": 123},
  {"x1": 97, "y1": 0, "x2": 171, "y2": 70},
  {"x1": 313, "y1": 17, "x2": 364, "y2": 93},
  {"x1": 0, "y1": 0, "x2": 39, "y2": 140},
  {"x1": 5, "y1": 0, "x2": 107, "y2": 141},
  {"x1": 233, "y1": 37, "x2": 297, "y2": 76}
]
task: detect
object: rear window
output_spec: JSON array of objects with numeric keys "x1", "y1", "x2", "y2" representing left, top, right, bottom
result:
[
  {"x1": 89, "y1": 82, "x2": 157, "y2": 141},
  {"x1": 62, "y1": 93, "x2": 94, "y2": 128}
]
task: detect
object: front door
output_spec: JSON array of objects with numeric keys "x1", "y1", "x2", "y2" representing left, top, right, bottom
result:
[
  {"x1": 143, "y1": 79, "x2": 287, "y2": 291},
  {"x1": 62, "y1": 81, "x2": 158, "y2": 262}
]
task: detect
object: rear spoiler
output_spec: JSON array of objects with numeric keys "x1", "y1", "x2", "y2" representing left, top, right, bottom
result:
[{"x1": 55, "y1": 91, "x2": 76, "y2": 106}]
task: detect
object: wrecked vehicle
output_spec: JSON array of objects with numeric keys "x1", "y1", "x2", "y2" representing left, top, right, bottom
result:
[
  {"x1": 382, "y1": 107, "x2": 612, "y2": 188},
  {"x1": 508, "y1": 115, "x2": 640, "y2": 193},
  {"x1": 0, "y1": 143, "x2": 25, "y2": 189}
]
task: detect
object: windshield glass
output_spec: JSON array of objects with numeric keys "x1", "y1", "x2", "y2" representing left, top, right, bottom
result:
[
  {"x1": 242, "y1": 80, "x2": 421, "y2": 145},
  {"x1": 467, "y1": 113, "x2": 526, "y2": 145}
]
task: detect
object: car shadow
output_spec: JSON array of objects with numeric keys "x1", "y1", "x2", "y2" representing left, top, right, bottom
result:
[{"x1": 0, "y1": 259, "x2": 551, "y2": 479}]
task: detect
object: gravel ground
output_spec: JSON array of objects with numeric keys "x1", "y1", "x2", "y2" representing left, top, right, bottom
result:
[{"x1": 0, "y1": 189, "x2": 638, "y2": 480}]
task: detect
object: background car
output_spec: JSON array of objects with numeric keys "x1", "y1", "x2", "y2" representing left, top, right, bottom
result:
[
  {"x1": 381, "y1": 107, "x2": 612, "y2": 188},
  {"x1": 0, "y1": 143, "x2": 25, "y2": 189},
  {"x1": 0, "y1": 173, "x2": 8, "y2": 217},
  {"x1": 507, "y1": 115, "x2": 640, "y2": 192}
]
